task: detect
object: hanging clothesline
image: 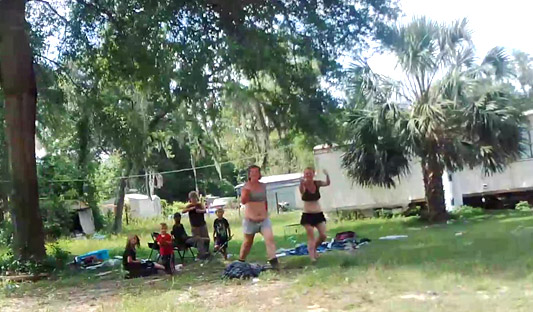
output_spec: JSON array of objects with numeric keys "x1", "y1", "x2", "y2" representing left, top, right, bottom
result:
[{"x1": 0, "y1": 143, "x2": 298, "y2": 184}]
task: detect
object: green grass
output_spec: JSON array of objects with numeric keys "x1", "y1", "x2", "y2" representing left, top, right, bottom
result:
[
  {"x1": 52, "y1": 210, "x2": 304, "y2": 260},
  {"x1": 3, "y1": 210, "x2": 533, "y2": 311}
]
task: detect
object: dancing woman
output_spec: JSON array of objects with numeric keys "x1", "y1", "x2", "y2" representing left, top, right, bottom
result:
[
  {"x1": 239, "y1": 165, "x2": 279, "y2": 268},
  {"x1": 299, "y1": 167, "x2": 330, "y2": 261}
]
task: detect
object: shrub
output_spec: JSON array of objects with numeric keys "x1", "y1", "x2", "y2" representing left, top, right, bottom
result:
[
  {"x1": 338, "y1": 210, "x2": 358, "y2": 221},
  {"x1": 403, "y1": 205, "x2": 422, "y2": 217},
  {"x1": 40, "y1": 197, "x2": 73, "y2": 239},
  {"x1": 0, "y1": 244, "x2": 71, "y2": 275},
  {"x1": 337, "y1": 209, "x2": 368, "y2": 221},
  {"x1": 162, "y1": 201, "x2": 187, "y2": 217},
  {"x1": 47, "y1": 243, "x2": 71, "y2": 269},
  {"x1": 0, "y1": 253, "x2": 53, "y2": 275},
  {"x1": 450, "y1": 205, "x2": 484, "y2": 219},
  {"x1": 0, "y1": 219, "x2": 13, "y2": 247},
  {"x1": 515, "y1": 201, "x2": 532, "y2": 212}
]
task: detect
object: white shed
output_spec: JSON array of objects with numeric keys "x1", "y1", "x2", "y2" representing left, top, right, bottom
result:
[
  {"x1": 67, "y1": 200, "x2": 95, "y2": 235},
  {"x1": 126, "y1": 194, "x2": 162, "y2": 218},
  {"x1": 99, "y1": 194, "x2": 162, "y2": 218}
]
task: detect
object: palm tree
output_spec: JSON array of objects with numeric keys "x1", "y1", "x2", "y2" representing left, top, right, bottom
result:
[{"x1": 342, "y1": 18, "x2": 525, "y2": 222}]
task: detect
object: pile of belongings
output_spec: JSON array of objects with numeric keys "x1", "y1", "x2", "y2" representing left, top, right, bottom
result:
[
  {"x1": 276, "y1": 231, "x2": 371, "y2": 257},
  {"x1": 222, "y1": 261, "x2": 265, "y2": 279},
  {"x1": 72, "y1": 249, "x2": 120, "y2": 270}
]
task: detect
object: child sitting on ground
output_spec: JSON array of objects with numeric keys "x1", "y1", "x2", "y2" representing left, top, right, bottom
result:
[
  {"x1": 156, "y1": 223, "x2": 174, "y2": 274},
  {"x1": 213, "y1": 208, "x2": 231, "y2": 260},
  {"x1": 123, "y1": 234, "x2": 164, "y2": 278}
]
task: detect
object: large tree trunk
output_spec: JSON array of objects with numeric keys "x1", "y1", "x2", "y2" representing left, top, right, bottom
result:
[
  {"x1": 113, "y1": 177, "x2": 127, "y2": 234},
  {"x1": 0, "y1": 0, "x2": 46, "y2": 260},
  {"x1": 421, "y1": 156, "x2": 449, "y2": 222},
  {"x1": 113, "y1": 162, "x2": 131, "y2": 233}
]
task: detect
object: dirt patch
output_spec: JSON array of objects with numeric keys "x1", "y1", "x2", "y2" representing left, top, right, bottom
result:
[{"x1": 1, "y1": 279, "x2": 123, "y2": 312}]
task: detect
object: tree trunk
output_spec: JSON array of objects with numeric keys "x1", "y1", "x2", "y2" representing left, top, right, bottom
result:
[
  {"x1": 76, "y1": 114, "x2": 90, "y2": 197},
  {"x1": 0, "y1": 197, "x2": 5, "y2": 223},
  {"x1": 421, "y1": 156, "x2": 449, "y2": 222},
  {"x1": 76, "y1": 112, "x2": 103, "y2": 230},
  {"x1": 113, "y1": 176, "x2": 127, "y2": 234},
  {"x1": 113, "y1": 161, "x2": 131, "y2": 234},
  {"x1": 0, "y1": 0, "x2": 46, "y2": 260}
]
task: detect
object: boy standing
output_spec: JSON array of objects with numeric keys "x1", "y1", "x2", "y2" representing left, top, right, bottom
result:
[
  {"x1": 156, "y1": 223, "x2": 174, "y2": 273},
  {"x1": 213, "y1": 208, "x2": 231, "y2": 260}
]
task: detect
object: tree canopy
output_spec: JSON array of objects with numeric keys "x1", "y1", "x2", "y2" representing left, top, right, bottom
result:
[{"x1": 342, "y1": 18, "x2": 527, "y2": 221}]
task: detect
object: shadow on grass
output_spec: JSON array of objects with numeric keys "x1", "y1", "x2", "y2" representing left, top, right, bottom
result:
[{"x1": 5, "y1": 210, "x2": 533, "y2": 298}]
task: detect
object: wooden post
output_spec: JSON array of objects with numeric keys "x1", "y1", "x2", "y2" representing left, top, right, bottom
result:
[
  {"x1": 125, "y1": 204, "x2": 129, "y2": 225},
  {"x1": 275, "y1": 192, "x2": 279, "y2": 214}
]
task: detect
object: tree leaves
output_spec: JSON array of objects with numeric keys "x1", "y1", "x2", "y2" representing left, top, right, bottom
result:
[{"x1": 343, "y1": 17, "x2": 526, "y2": 189}]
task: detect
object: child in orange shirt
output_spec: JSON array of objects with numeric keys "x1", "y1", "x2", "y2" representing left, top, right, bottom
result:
[{"x1": 156, "y1": 223, "x2": 174, "y2": 274}]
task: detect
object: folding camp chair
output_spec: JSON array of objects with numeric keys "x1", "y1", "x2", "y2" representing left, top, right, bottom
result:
[
  {"x1": 148, "y1": 232, "x2": 161, "y2": 261},
  {"x1": 149, "y1": 232, "x2": 177, "y2": 273},
  {"x1": 174, "y1": 242, "x2": 196, "y2": 263}
]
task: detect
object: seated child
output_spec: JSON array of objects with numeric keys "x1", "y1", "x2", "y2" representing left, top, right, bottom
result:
[
  {"x1": 123, "y1": 234, "x2": 164, "y2": 278},
  {"x1": 213, "y1": 208, "x2": 231, "y2": 260},
  {"x1": 171, "y1": 212, "x2": 210, "y2": 260},
  {"x1": 156, "y1": 223, "x2": 174, "y2": 274}
]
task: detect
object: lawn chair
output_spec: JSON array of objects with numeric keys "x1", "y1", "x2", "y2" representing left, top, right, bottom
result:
[
  {"x1": 148, "y1": 232, "x2": 161, "y2": 261},
  {"x1": 148, "y1": 232, "x2": 177, "y2": 274},
  {"x1": 174, "y1": 241, "x2": 196, "y2": 263}
]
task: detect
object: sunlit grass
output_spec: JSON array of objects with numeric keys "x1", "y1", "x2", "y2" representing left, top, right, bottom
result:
[{"x1": 4, "y1": 210, "x2": 533, "y2": 311}]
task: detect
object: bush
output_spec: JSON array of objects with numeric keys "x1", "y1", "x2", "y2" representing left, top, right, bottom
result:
[
  {"x1": 0, "y1": 219, "x2": 13, "y2": 247},
  {"x1": 403, "y1": 205, "x2": 423, "y2": 217},
  {"x1": 162, "y1": 201, "x2": 187, "y2": 218},
  {"x1": 515, "y1": 201, "x2": 532, "y2": 212},
  {"x1": 47, "y1": 243, "x2": 71, "y2": 269},
  {"x1": 337, "y1": 209, "x2": 368, "y2": 221},
  {"x1": 450, "y1": 205, "x2": 484, "y2": 219},
  {"x1": 0, "y1": 244, "x2": 71, "y2": 275},
  {"x1": 0, "y1": 253, "x2": 53, "y2": 275},
  {"x1": 40, "y1": 197, "x2": 73, "y2": 239}
]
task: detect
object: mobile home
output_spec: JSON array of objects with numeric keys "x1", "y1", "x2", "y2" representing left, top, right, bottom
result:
[{"x1": 313, "y1": 110, "x2": 533, "y2": 213}]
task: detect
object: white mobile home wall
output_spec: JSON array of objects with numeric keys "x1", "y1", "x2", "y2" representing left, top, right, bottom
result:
[{"x1": 313, "y1": 112, "x2": 533, "y2": 212}]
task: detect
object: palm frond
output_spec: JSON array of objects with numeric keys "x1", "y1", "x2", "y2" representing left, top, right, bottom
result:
[
  {"x1": 460, "y1": 83, "x2": 525, "y2": 173},
  {"x1": 344, "y1": 59, "x2": 383, "y2": 108},
  {"x1": 345, "y1": 59, "x2": 410, "y2": 107},
  {"x1": 381, "y1": 17, "x2": 473, "y2": 102},
  {"x1": 342, "y1": 104, "x2": 412, "y2": 188},
  {"x1": 482, "y1": 47, "x2": 514, "y2": 80}
]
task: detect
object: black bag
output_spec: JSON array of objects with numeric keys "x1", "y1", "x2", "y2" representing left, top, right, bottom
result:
[
  {"x1": 222, "y1": 261, "x2": 264, "y2": 279},
  {"x1": 334, "y1": 231, "x2": 356, "y2": 241}
]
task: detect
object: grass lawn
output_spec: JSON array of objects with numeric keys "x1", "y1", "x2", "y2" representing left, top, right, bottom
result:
[{"x1": 2, "y1": 210, "x2": 533, "y2": 311}]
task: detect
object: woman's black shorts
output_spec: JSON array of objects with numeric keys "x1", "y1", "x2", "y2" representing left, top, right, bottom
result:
[{"x1": 300, "y1": 212, "x2": 326, "y2": 226}]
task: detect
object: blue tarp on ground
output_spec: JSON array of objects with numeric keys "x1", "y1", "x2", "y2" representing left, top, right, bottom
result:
[{"x1": 276, "y1": 238, "x2": 370, "y2": 257}]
